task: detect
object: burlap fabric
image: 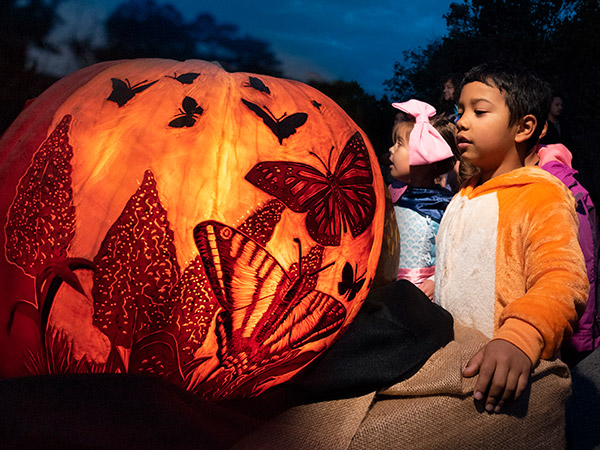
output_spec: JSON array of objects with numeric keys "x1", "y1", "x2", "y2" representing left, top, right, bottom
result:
[{"x1": 233, "y1": 323, "x2": 571, "y2": 450}]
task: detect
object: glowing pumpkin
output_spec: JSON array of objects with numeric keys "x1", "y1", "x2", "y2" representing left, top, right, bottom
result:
[{"x1": 0, "y1": 59, "x2": 385, "y2": 399}]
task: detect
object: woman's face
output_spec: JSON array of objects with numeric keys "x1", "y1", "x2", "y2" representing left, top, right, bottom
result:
[
  {"x1": 443, "y1": 80, "x2": 455, "y2": 101},
  {"x1": 550, "y1": 96, "x2": 563, "y2": 118}
]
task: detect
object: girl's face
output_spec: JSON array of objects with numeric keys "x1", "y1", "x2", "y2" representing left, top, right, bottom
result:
[
  {"x1": 443, "y1": 80, "x2": 455, "y2": 101},
  {"x1": 388, "y1": 121, "x2": 413, "y2": 182}
]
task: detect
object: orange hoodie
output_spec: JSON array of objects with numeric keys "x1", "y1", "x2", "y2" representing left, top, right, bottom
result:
[{"x1": 434, "y1": 166, "x2": 589, "y2": 364}]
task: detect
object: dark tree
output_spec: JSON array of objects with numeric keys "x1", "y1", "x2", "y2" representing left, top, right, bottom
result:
[
  {"x1": 308, "y1": 79, "x2": 396, "y2": 158},
  {"x1": 0, "y1": 0, "x2": 60, "y2": 133},
  {"x1": 188, "y1": 13, "x2": 282, "y2": 76},
  {"x1": 97, "y1": 0, "x2": 282, "y2": 76},
  {"x1": 385, "y1": 0, "x2": 600, "y2": 205},
  {"x1": 97, "y1": 0, "x2": 196, "y2": 61},
  {"x1": 385, "y1": 0, "x2": 568, "y2": 106}
]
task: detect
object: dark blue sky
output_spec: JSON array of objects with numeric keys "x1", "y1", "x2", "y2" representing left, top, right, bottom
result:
[{"x1": 39, "y1": 0, "x2": 455, "y2": 97}]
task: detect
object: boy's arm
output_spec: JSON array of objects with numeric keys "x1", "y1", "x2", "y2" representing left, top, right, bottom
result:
[
  {"x1": 495, "y1": 181, "x2": 588, "y2": 364},
  {"x1": 465, "y1": 180, "x2": 588, "y2": 412}
]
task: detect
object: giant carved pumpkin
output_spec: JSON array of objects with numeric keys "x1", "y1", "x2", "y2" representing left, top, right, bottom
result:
[{"x1": 0, "y1": 59, "x2": 385, "y2": 399}]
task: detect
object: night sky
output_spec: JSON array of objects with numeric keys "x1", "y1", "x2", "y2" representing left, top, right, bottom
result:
[{"x1": 45, "y1": 0, "x2": 455, "y2": 97}]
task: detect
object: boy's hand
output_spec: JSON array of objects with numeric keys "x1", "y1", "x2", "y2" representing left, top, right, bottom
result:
[{"x1": 463, "y1": 339, "x2": 532, "y2": 413}]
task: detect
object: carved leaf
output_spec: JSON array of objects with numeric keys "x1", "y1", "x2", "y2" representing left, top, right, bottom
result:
[
  {"x1": 92, "y1": 170, "x2": 180, "y2": 349},
  {"x1": 5, "y1": 115, "x2": 76, "y2": 276},
  {"x1": 237, "y1": 199, "x2": 284, "y2": 246},
  {"x1": 173, "y1": 255, "x2": 219, "y2": 367}
]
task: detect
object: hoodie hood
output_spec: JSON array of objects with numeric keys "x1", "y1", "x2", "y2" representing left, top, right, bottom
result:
[
  {"x1": 461, "y1": 166, "x2": 573, "y2": 200},
  {"x1": 541, "y1": 160, "x2": 579, "y2": 184},
  {"x1": 537, "y1": 143, "x2": 573, "y2": 167}
]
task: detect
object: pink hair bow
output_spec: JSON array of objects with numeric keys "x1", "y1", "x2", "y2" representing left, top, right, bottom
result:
[{"x1": 392, "y1": 99, "x2": 453, "y2": 165}]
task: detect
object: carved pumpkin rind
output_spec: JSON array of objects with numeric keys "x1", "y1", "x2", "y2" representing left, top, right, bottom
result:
[{"x1": 0, "y1": 58, "x2": 385, "y2": 399}]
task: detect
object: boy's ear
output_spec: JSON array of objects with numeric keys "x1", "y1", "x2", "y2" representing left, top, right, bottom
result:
[
  {"x1": 539, "y1": 121, "x2": 548, "y2": 140},
  {"x1": 514, "y1": 114, "x2": 537, "y2": 143}
]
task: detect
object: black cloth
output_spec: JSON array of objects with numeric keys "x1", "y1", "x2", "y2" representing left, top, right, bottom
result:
[
  {"x1": 286, "y1": 279, "x2": 454, "y2": 400},
  {"x1": 0, "y1": 374, "x2": 258, "y2": 450},
  {"x1": 0, "y1": 280, "x2": 454, "y2": 450}
]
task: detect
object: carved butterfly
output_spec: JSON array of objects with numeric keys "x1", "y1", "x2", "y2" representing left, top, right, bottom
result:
[
  {"x1": 312, "y1": 100, "x2": 322, "y2": 111},
  {"x1": 107, "y1": 78, "x2": 158, "y2": 107},
  {"x1": 166, "y1": 72, "x2": 200, "y2": 84},
  {"x1": 241, "y1": 98, "x2": 308, "y2": 144},
  {"x1": 338, "y1": 262, "x2": 366, "y2": 302},
  {"x1": 194, "y1": 221, "x2": 344, "y2": 346},
  {"x1": 244, "y1": 76, "x2": 271, "y2": 94},
  {"x1": 169, "y1": 96, "x2": 204, "y2": 128},
  {"x1": 194, "y1": 221, "x2": 346, "y2": 397},
  {"x1": 245, "y1": 131, "x2": 376, "y2": 247},
  {"x1": 193, "y1": 220, "x2": 345, "y2": 397}
]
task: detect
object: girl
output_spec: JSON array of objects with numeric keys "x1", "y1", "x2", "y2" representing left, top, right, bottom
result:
[{"x1": 388, "y1": 99, "x2": 457, "y2": 299}]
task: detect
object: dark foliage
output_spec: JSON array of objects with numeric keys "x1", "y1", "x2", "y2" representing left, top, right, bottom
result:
[
  {"x1": 0, "y1": 0, "x2": 283, "y2": 137},
  {"x1": 308, "y1": 80, "x2": 397, "y2": 158},
  {"x1": 95, "y1": 0, "x2": 282, "y2": 76},
  {"x1": 0, "y1": 0, "x2": 61, "y2": 133}
]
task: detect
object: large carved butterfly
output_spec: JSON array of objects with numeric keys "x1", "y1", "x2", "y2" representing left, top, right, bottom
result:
[
  {"x1": 241, "y1": 98, "x2": 307, "y2": 144},
  {"x1": 193, "y1": 220, "x2": 346, "y2": 398},
  {"x1": 107, "y1": 78, "x2": 158, "y2": 107},
  {"x1": 245, "y1": 131, "x2": 376, "y2": 247}
]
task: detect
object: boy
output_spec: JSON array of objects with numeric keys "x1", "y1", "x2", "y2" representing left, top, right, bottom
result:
[{"x1": 434, "y1": 62, "x2": 589, "y2": 413}]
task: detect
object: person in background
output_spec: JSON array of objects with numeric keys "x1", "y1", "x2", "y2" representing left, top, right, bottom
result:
[
  {"x1": 525, "y1": 140, "x2": 599, "y2": 366},
  {"x1": 437, "y1": 74, "x2": 464, "y2": 192},
  {"x1": 387, "y1": 99, "x2": 456, "y2": 300},
  {"x1": 540, "y1": 93, "x2": 571, "y2": 147},
  {"x1": 434, "y1": 61, "x2": 588, "y2": 413},
  {"x1": 439, "y1": 73, "x2": 463, "y2": 123}
]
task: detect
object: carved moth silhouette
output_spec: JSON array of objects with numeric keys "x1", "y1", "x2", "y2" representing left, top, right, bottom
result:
[
  {"x1": 244, "y1": 76, "x2": 271, "y2": 94},
  {"x1": 107, "y1": 78, "x2": 159, "y2": 107},
  {"x1": 338, "y1": 262, "x2": 367, "y2": 302},
  {"x1": 166, "y1": 72, "x2": 201, "y2": 85},
  {"x1": 242, "y1": 98, "x2": 308, "y2": 144},
  {"x1": 169, "y1": 96, "x2": 204, "y2": 128}
]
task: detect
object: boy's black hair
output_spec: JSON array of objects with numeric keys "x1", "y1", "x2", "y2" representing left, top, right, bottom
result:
[{"x1": 460, "y1": 61, "x2": 552, "y2": 150}]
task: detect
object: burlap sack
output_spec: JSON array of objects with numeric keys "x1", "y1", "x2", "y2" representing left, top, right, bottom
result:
[
  {"x1": 233, "y1": 323, "x2": 571, "y2": 450},
  {"x1": 349, "y1": 324, "x2": 571, "y2": 449}
]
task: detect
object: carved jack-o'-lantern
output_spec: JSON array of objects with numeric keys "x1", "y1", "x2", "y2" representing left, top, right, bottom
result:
[{"x1": 0, "y1": 59, "x2": 385, "y2": 399}]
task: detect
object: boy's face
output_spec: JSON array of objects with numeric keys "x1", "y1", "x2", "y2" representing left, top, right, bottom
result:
[
  {"x1": 388, "y1": 121, "x2": 412, "y2": 182},
  {"x1": 456, "y1": 81, "x2": 521, "y2": 180}
]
